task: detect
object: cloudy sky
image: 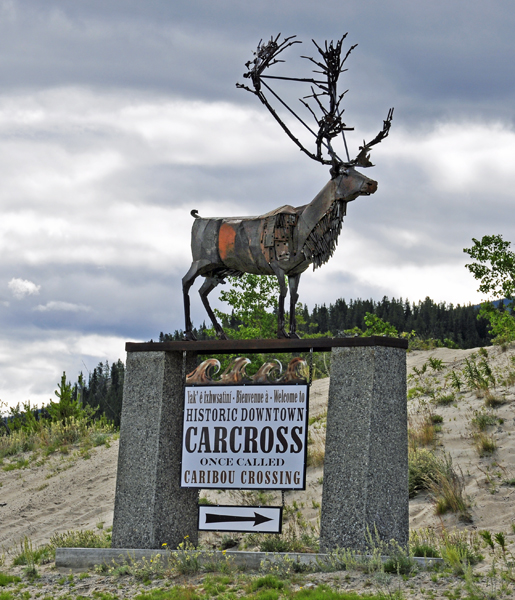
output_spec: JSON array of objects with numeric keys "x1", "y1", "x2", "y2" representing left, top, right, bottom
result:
[{"x1": 1, "y1": 0, "x2": 514, "y2": 408}]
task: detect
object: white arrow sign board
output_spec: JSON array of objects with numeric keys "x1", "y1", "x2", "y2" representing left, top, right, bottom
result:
[{"x1": 198, "y1": 505, "x2": 282, "y2": 533}]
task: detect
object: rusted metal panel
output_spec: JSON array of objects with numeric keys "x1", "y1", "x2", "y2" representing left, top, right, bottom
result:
[
  {"x1": 218, "y1": 222, "x2": 237, "y2": 261},
  {"x1": 263, "y1": 215, "x2": 276, "y2": 247}
]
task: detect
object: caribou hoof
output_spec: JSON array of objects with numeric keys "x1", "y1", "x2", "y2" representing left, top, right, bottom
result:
[
  {"x1": 216, "y1": 330, "x2": 229, "y2": 341},
  {"x1": 288, "y1": 332, "x2": 301, "y2": 339},
  {"x1": 277, "y1": 329, "x2": 289, "y2": 339},
  {"x1": 184, "y1": 330, "x2": 197, "y2": 341}
]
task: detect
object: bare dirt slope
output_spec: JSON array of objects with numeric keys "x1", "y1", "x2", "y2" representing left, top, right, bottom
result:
[
  {"x1": 0, "y1": 441, "x2": 118, "y2": 553},
  {"x1": 1, "y1": 344, "x2": 515, "y2": 556},
  {"x1": 406, "y1": 346, "x2": 515, "y2": 536}
]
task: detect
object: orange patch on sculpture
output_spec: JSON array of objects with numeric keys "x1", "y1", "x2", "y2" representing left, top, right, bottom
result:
[{"x1": 218, "y1": 223, "x2": 236, "y2": 260}]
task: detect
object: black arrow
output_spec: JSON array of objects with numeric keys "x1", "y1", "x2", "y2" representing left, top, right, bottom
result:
[{"x1": 205, "y1": 511, "x2": 273, "y2": 527}]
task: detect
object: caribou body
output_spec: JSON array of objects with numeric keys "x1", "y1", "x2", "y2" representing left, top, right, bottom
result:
[{"x1": 183, "y1": 167, "x2": 377, "y2": 340}]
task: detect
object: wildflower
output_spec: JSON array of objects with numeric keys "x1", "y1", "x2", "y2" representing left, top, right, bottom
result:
[{"x1": 162, "y1": 543, "x2": 167, "y2": 547}]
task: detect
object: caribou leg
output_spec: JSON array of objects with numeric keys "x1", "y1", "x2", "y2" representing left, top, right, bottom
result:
[
  {"x1": 272, "y1": 266, "x2": 289, "y2": 339},
  {"x1": 199, "y1": 276, "x2": 228, "y2": 340},
  {"x1": 182, "y1": 262, "x2": 201, "y2": 341},
  {"x1": 288, "y1": 274, "x2": 301, "y2": 339}
]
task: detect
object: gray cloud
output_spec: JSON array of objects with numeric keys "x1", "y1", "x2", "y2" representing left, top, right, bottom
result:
[{"x1": 0, "y1": 0, "x2": 514, "y2": 407}]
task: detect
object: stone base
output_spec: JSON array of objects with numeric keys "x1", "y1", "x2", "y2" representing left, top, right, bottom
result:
[
  {"x1": 111, "y1": 341, "x2": 408, "y2": 553},
  {"x1": 320, "y1": 346, "x2": 408, "y2": 551},
  {"x1": 112, "y1": 351, "x2": 198, "y2": 549}
]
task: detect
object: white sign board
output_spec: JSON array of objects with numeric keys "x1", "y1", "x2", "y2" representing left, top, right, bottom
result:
[
  {"x1": 181, "y1": 384, "x2": 308, "y2": 489},
  {"x1": 198, "y1": 505, "x2": 282, "y2": 533}
]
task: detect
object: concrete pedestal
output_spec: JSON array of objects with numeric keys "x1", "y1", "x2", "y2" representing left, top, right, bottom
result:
[
  {"x1": 112, "y1": 351, "x2": 198, "y2": 549},
  {"x1": 319, "y1": 345, "x2": 408, "y2": 551},
  {"x1": 111, "y1": 338, "x2": 407, "y2": 552}
]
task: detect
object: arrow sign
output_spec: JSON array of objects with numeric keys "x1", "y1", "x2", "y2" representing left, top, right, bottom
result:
[
  {"x1": 205, "y1": 511, "x2": 272, "y2": 527},
  {"x1": 198, "y1": 505, "x2": 282, "y2": 533}
]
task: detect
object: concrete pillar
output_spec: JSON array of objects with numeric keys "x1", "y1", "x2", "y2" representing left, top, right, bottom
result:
[
  {"x1": 112, "y1": 351, "x2": 198, "y2": 549},
  {"x1": 319, "y1": 345, "x2": 408, "y2": 551}
]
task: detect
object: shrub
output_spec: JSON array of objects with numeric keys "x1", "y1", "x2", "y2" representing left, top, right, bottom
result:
[
  {"x1": 108, "y1": 553, "x2": 164, "y2": 582},
  {"x1": 473, "y1": 432, "x2": 497, "y2": 457},
  {"x1": 383, "y1": 553, "x2": 417, "y2": 575},
  {"x1": 362, "y1": 313, "x2": 399, "y2": 337},
  {"x1": 219, "y1": 536, "x2": 238, "y2": 550},
  {"x1": 470, "y1": 409, "x2": 497, "y2": 431},
  {"x1": 0, "y1": 431, "x2": 34, "y2": 459},
  {"x1": 411, "y1": 528, "x2": 483, "y2": 568},
  {"x1": 306, "y1": 429, "x2": 326, "y2": 467},
  {"x1": 249, "y1": 574, "x2": 285, "y2": 591},
  {"x1": 0, "y1": 415, "x2": 114, "y2": 460},
  {"x1": 12, "y1": 537, "x2": 48, "y2": 575},
  {"x1": 427, "y1": 454, "x2": 470, "y2": 518},
  {"x1": 0, "y1": 573, "x2": 21, "y2": 586},
  {"x1": 90, "y1": 432, "x2": 110, "y2": 447},
  {"x1": 462, "y1": 356, "x2": 495, "y2": 391},
  {"x1": 259, "y1": 537, "x2": 292, "y2": 553},
  {"x1": 167, "y1": 537, "x2": 202, "y2": 576},
  {"x1": 410, "y1": 543, "x2": 439, "y2": 558},
  {"x1": 409, "y1": 410, "x2": 438, "y2": 448},
  {"x1": 408, "y1": 448, "x2": 442, "y2": 497},
  {"x1": 484, "y1": 390, "x2": 504, "y2": 408},
  {"x1": 434, "y1": 392, "x2": 455, "y2": 406},
  {"x1": 47, "y1": 529, "x2": 111, "y2": 557}
]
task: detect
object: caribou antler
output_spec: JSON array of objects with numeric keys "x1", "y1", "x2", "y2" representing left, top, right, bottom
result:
[
  {"x1": 237, "y1": 34, "x2": 393, "y2": 172},
  {"x1": 350, "y1": 107, "x2": 394, "y2": 168},
  {"x1": 237, "y1": 34, "x2": 327, "y2": 165},
  {"x1": 299, "y1": 35, "x2": 356, "y2": 164}
]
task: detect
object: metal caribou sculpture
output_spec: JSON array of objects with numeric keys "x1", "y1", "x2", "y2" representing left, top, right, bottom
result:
[{"x1": 183, "y1": 34, "x2": 393, "y2": 340}]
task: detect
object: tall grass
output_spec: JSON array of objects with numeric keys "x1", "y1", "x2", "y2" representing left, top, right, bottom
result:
[
  {"x1": 473, "y1": 432, "x2": 497, "y2": 457},
  {"x1": 410, "y1": 527, "x2": 483, "y2": 567},
  {"x1": 408, "y1": 412, "x2": 438, "y2": 448},
  {"x1": 0, "y1": 372, "x2": 116, "y2": 462},
  {"x1": 307, "y1": 429, "x2": 326, "y2": 467},
  {"x1": 408, "y1": 447, "x2": 443, "y2": 497},
  {"x1": 408, "y1": 447, "x2": 470, "y2": 518},
  {"x1": 427, "y1": 454, "x2": 470, "y2": 518},
  {"x1": 0, "y1": 417, "x2": 114, "y2": 460}
]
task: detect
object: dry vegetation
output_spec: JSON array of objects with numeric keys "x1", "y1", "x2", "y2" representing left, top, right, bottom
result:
[{"x1": 2, "y1": 345, "x2": 515, "y2": 598}]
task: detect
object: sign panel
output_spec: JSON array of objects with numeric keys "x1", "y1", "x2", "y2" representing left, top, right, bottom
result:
[
  {"x1": 181, "y1": 384, "x2": 308, "y2": 489},
  {"x1": 198, "y1": 505, "x2": 282, "y2": 533}
]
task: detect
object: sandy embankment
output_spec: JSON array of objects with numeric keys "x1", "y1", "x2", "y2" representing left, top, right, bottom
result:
[{"x1": 2, "y1": 345, "x2": 515, "y2": 555}]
